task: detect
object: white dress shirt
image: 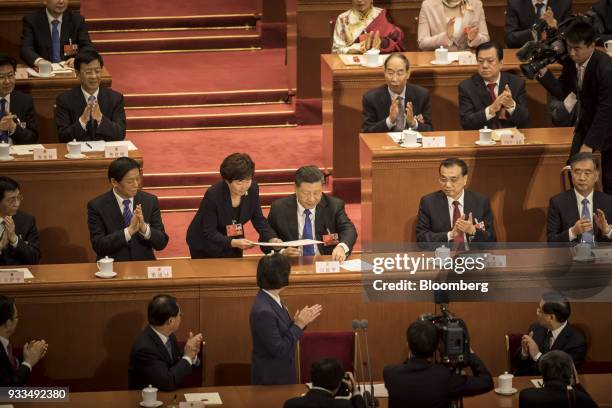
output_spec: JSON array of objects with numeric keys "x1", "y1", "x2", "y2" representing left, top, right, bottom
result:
[
  {"x1": 262, "y1": 289, "x2": 283, "y2": 309},
  {"x1": 533, "y1": 321, "x2": 567, "y2": 361},
  {"x1": 0, "y1": 335, "x2": 31, "y2": 371},
  {"x1": 385, "y1": 86, "x2": 420, "y2": 130},
  {"x1": 575, "y1": 52, "x2": 593, "y2": 91},
  {"x1": 150, "y1": 327, "x2": 196, "y2": 366},
  {"x1": 568, "y1": 189, "x2": 612, "y2": 241},
  {"x1": 296, "y1": 199, "x2": 350, "y2": 256},
  {"x1": 532, "y1": 0, "x2": 548, "y2": 15},
  {"x1": 33, "y1": 10, "x2": 63, "y2": 66},
  {"x1": 78, "y1": 87, "x2": 101, "y2": 130},
  {"x1": 484, "y1": 73, "x2": 516, "y2": 120},
  {"x1": 112, "y1": 189, "x2": 150, "y2": 243}
]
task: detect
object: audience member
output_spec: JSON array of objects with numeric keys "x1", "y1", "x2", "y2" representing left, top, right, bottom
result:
[
  {"x1": 0, "y1": 54, "x2": 37, "y2": 144},
  {"x1": 505, "y1": 0, "x2": 572, "y2": 48},
  {"x1": 592, "y1": 0, "x2": 612, "y2": 44}
]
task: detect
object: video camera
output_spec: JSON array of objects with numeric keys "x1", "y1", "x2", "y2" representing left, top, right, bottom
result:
[{"x1": 419, "y1": 303, "x2": 470, "y2": 370}]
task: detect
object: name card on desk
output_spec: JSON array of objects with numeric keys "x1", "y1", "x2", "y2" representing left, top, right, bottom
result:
[
  {"x1": 316, "y1": 261, "x2": 340, "y2": 273},
  {"x1": 485, "y1": 255, "x2": 507, "y2": 268},
  {"x1": 422, "y1": 136, "x2": 446, "y2": 148},
  {"x1": 180, "y1": 402, "x2": 205, "y2": 408},
  {"x1": 0, "y1": 270, "x2": 25, "y2": 284},
  {"x1": 147, "y1": 266, "x2": 173, "y2": 279},
  {"x1": 501, "y1": 133, "x2": 525, "y2": 145},
  {"x1": 33, "y1": 148, "x2": 57, "y2": 160},
  {"x1": 104, "y1": 145, "x2": 128, "y2": 158}
]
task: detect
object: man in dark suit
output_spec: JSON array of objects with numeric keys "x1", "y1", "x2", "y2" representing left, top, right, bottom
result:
[
  {"x1": 284, "y1": 358, "x2": 365, "y2": 408},
  {"x1": 416, "y1": 158, "x2": 496, "y2": 249},
  {"x1": 20, "y1": 0, "x2": 94, "y2": 68},
  {"x1": 251, "y1": 254, "x2": 322, "y2": 385},
  {"x1": 0, "y1": 55, "x2": 37, "y2": 145},
  {"x1": 505, "y1": 0, "x2": 572, "y2": 48},
  {"x1": 537, "y1": 19, "x2": 612, "y2": 194},
  {"x1": 548, "y1": 153, "x2": 612, "y2": 242},
  {"x1": 128, "y1": 294, "x2": 203, "y2": 391},
  {"x1": 88, "y1": 157, "x2": 169, "y2": 262},
  {"x1": 459, "y1": 42, "x2": 529, "y2": 130},
  {"x1": 0, "y1": 295, "x2": 48, "y2": 387},
  {"x1": 55, "y1": 49, "x2": 126, "y2": 142},
  {"x1": 515, "y1": 292, "x2": 586, "y2": 376},
  {"x1": 384, "y1": 320, "x2": 493, "y2": 408},
  {"x1": 362, "y1": 52, "x2": 433, "y2": 133},
  {"x1": 0, "y1": 177, "x2": 40, "y2": 266},
  {"x1": 266, "y1": 166, "x2": 357, "y2": 261}
]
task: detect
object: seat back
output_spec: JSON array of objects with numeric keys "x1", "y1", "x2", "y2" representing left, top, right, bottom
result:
[
  {"x1": 176, "y1": 340, "x2": 204, "y2": 388},
  {"x1": 505, "y1": 333, "x2": 523, "y2": 373},
  {"x1": 297, "y1": 331, "x2": 356, "y2": 384}
]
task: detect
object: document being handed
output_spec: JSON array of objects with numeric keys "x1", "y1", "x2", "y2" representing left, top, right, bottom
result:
[{"x1": 247, "y1": 239, "x2": 323, "y2": 247}]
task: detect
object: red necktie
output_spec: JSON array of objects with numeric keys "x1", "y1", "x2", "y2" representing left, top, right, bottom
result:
[
  {"x1": 486, "y1": 83, "x2": 506, "y2": 126},
  {"x1": 452, "y1": 201, "x2": 465, "y2": 251}
]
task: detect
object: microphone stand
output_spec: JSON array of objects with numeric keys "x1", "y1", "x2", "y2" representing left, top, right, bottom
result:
[
  {"x1": 361, "y1": 320, "x2": 378, "y2": 408},
  {"x1": 352, "y1": 320, "x2": 364, "y2": 394}
]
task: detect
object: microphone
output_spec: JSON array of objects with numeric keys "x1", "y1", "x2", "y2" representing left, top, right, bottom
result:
[
  {"x1": 360, "y1": 319, "x2": 378, "y2": 408},
  {"x1": 352, "y1": 320, "x2": 364, "y2": 393}
]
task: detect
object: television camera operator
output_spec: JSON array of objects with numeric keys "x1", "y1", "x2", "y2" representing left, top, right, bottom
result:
[
  {"x1": 527, "y1": 18, "x2": 612, "y2": 193},
  {"x1": 383, "y1": 317, "x2": 493, "y2": 408}
]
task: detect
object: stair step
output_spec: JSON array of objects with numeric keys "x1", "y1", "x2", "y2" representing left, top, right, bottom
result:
[
  {"x1": 145, "y1": 183, "x2": 297, "y2": 197},
  {"x1": 144, "y1": 168, "x2": 330, "y2": 188},
  {"x1": 124, "y1": 89, "x2": 290, "y2": 108},
  {"x1": 126, "y1": 104, "x2": 295, "y2": 130},
  {"x1": 92, "y1": 27, "x2": 261, "y2": 53},
  {"x1": 87, "y1": 14, "x2": 259, "y2": 31}
]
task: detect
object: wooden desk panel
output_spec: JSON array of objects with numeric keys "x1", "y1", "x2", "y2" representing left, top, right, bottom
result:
[
  {"x1": 4, "y1": 257, "x2": 612, "y2": 391},
  {"x1": 360, "y1": 128, "x2": 575, "y2": 244},
  {"x1": 322, "y1": 52, "x2": 562, "y2": 178},
  {"x1": 0, "y1": 144, "x2": 142, "y2": 263},
  {"x1": 13, "y1": 375, "x2": 612, "y2": 407},
  {"x1": 14, "y1": 67, "x2": 112, "y2": 144},
  {"x1": 0, "y1": 1, "x2": 80, "y2": 65},
  {"x1": 289, "y1": 0, "x2": 594, "y2": 101}
]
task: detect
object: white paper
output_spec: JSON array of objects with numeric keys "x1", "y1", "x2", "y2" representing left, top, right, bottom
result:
[
  {"x1": 184, "y1": 393, "x2": 222, "y2": 405},
  {"x1": 10, "y1": 144, "x2": 45, "y2": 155},
  {"x1": 530, "y1": 378, "x2": 544, "y2": 388},
  {"x1": 422, "y1": 136, "x2": 446, "y2": 148},
  {"x1": 80, "y1": 140, "x2": 106, "y2": 152},
  {"x1": 251, "y1": 239, "x2": 323, "y2": 247},
  {"x1": 316, "y1": 261, "x2": 340, "y2": 273},
  {"x1": 107, "y1": 140, "x2": 138, "y2": 151},
  {"x1": 33, "y1": 148, "x2": 57, "y2": 160},
  {"x1": 387, "y1": 132, "x2": 422, "y2": 144},
  {"x1": 372, "y1": 383, "x2": 389, "y2": 398},
  {"x1": 51, "y1": 63, "x2": 74, "y2": 74},
  {"x1": 147, "y1": 266, "x2": 172, "y2": 279},
  {"x1": 25, "y1": 68, "x2": 54, "y2": 78},
  {"x1": 339, "y1": 54, "x2": 390, "y2": 66},
  {"x1": 0, "y1": 268, "x2": 34, "y2": 279},
  {"x1": 564, "y1": 92, "x2": 578, "y2": 113},
  {"x1": 340, "y1": 259, "x2": 374, "y2": 272}
]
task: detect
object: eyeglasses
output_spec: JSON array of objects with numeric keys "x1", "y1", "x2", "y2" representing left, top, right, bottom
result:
[
  {"x1": 4, "y1": 195, "x2": 24, "y2": 205},
  {"x1": 0, "y1": 72, "x2": 15, "y2": 81},
  {"x1": 439, "y1": 177, "x2": 462, "y2": 184}
]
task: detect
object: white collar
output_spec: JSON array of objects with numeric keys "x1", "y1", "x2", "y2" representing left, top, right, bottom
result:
[
  {"x1": 81, "y1": 87, "x2": 100, "y2": 104},
  {"x1": 532, "y1": 0, "x2": 547, "y2": 8},
  {"x1": 150, "y1": 326, "x2": 169, "y2": 345},
  {"x1": 0, "y1": 94, "x2": 10, "y2": 104},
  {"x1": 46, "y1": 9, "x2": 63, "y2": 25},
  {"x1": 388, "y1": 86, "x2": 406, "y2": 100},
  {"x1": 484, "y1": 73, "x2": 502, "y2": 87},
  {"x1": 576, "y1": 52, "x2": 594, "y2": 71},
  {"x1": 574, "y1": 189, "x2": 594, "y2": 204},
  {"x1": 113, "y1": 188, "x2": 133, "y2": 209},
  {"x1": 551, "y1": 321, "x2": 567, "y2": 341},
  {"x1": 262, "y1": 289, "x2": 282, "y2": 308},
  {"x1": 0, "y1": 335, "x2": 9, "y2": 350},
  {"x1": 311, "y1": 386, "x2": 334, "y2": 395},
  {"x1": 297, "y1": 198, "x2": 316, "y2": 217},
  {"x1": 446, "y1": 190, "x2": 465, "y2": 207}
]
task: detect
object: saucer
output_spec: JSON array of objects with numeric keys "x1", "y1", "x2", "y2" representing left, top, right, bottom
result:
[
  {"x1": 95, "y1": 271, "x2": 117, "y2": 279},
  {"x1": 475, "y1": 140, "x2": 496, "y2": 146},
  {"x1": 430, "y1": 59, "x2": 452, "y2": 65},
  {"x1": 139, "y1": 401, "x2": 163, "y2": 408},
  {"x1": 0, "y1": 156, "x2": 15, "y2": 161},
  {"x1": 494, "y1": 387, "x2": 518, "y2": 395},
  {"x1": 64, "y1": 153, "x2": 86, "y2": 159},
  {"x1": 400, "y1": 142, "x2": 422, "y2": 148},
  {"x1": 573, "y1": 255, "x2": 594, "y2": 262}
]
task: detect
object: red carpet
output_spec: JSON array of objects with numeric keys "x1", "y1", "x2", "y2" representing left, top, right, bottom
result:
[{"x1": 155, "y1": 204, "x2": 362, "y2": 259}]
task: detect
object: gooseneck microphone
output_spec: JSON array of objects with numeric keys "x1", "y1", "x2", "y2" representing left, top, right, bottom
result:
[
  {"x1": 352, "y1": 319, "x2": 364, "y2": 393},
  {"x1": 360, "y1": 319, "x2": 378, "y2": 408}
]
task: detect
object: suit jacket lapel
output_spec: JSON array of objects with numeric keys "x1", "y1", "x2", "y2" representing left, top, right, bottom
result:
[
  {"x1": 436, "y1": 191, "x2": 453, "y2": 230},
  {"x1": 570, "y1": 190, "x2": 582, "y2": 224},
  {"x1": 147, "y1": 327, "x2": 173, "y2": 365},
  {"x1": 464, "y1": 190, "x2": 474, "y2": 220},
  {"x1": 0, "y1": 342, "x2": 13, "y2": 372},
  {"x1": 60, "y1": 11, "x2": 70, "y2": 50},
  {"x1": 260, "y1": 291, "x2": 291, "y2": 326},
  {"x1": 525, "y1": 0, "x2": 536, "y2": 25},
  {"x1": 38, "y1": 9, "x2": 53, "y2": 58},
  {"x1": 106, "y1": 190, "x2": 127, "y2": 231},
  {"x1": 314, "y1": 195, "x2": 327, "y2": 239},
  {"x1": 473, "y1": 75, "x2": 491, "y2": 108},
  {"x1": 287, "y1": 195, "x2": 299, "y2": 240},
  {"x1": 380, "y1": 86, "x2": 392, "y2": 118},
  {"x1": 220, "y1": 182, "x2": 234, "y2": 224}
]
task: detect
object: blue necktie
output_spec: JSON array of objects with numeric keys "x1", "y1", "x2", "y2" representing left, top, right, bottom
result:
[
  {"x1": 302, "y1": 209, "x2": 315, "y2": 256},
  {"x1": 123, "y1": 199, "x2": 132, "y2": 227},
  {"x1": 51, "y1": 20, "x2": 61, "y2": 63},
  {"x1": 165, "y1": 338, "x2": 173, "y2": 357},
  {"x1": 581, "y1": 198, "x2": 594, "y2": 243},
  {"x1": 0, "y1": 98, "x2": 8, "y2": 143}
]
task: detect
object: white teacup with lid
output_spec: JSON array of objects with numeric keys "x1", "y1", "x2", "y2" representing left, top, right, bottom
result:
[
  {"x1": 435, "y1": 46, "x2": 448, "y2": 63},
  {"x1": 141, "y1": 384, "x2": 158, "y2": 406}
]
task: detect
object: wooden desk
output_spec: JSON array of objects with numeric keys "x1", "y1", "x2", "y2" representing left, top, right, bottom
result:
[
  {"x1": 13, "y1": 375, "x2": 612, "y2": 407},
  {"x1": 323, "y1": 51, "x2": 565, "y2": 178},
  {"x1": 0, "y1": 1, "x2": 80, "y2": 65},
  {"x1": 14, "y1": 67, "x2": 112, "y2": 144},
  {"x1": 4, "y1": 257, "x2": 612, "y2": 391},
  {"x1": 360, "y1": 128, "x2": 575, "y2": 244},
  {"x1": 0, "y1": 144, "x2": 142, "y2": 263},
  {"x1": 288, "y1": 0, "x2": 593, "y2": 101}
]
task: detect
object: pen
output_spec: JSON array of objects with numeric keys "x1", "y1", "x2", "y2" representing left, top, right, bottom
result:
[{"x1": 85, "y1": 142, "x2": 92, "y2": 149}]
